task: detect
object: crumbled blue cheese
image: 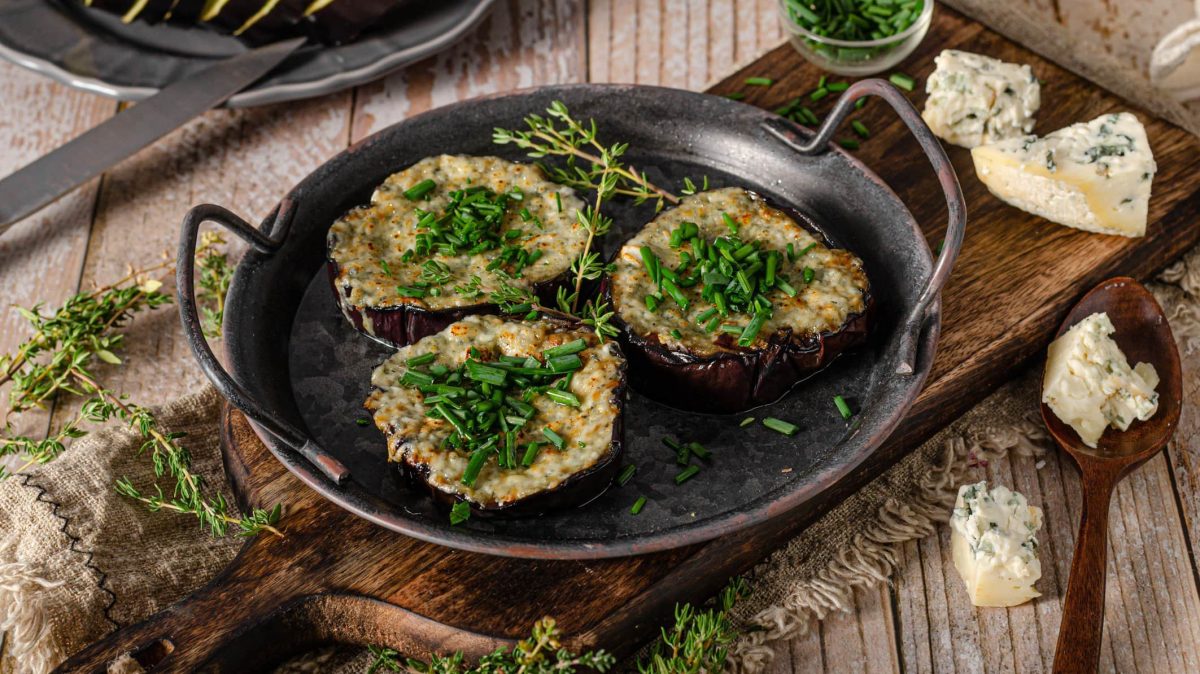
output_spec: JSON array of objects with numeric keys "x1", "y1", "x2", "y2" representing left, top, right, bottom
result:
[
  {"x1": 950, "y1": 481, "x2": 1043, "y2": 607},
  {"x1": 971, "y1": 112, "x2": 1157, "y2": 237},
  {"x1": 1042, "y1": 312, "x2": 1160, "y2": 448},
  {"x1": 922, "y1": 50, "x2": 1041, "y2": 148}
]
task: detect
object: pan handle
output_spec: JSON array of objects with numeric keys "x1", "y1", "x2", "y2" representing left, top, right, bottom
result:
[
  {"x1": 177, "y1": 202, "x2": 350, "y2": 484},
  {"x1": 762, "y1": 78, "x2": 966, "y2": 375}
]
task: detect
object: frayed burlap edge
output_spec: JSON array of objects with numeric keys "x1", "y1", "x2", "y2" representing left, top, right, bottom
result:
[{"x1": 0, "y1": 561, "x2": 64, "y2": 674}]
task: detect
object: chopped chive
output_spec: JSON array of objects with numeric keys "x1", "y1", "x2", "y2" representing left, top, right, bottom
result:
[
  {"x1": 547, "y1": 354, "x2": 583, "y2": 373},
  {"x1": 803, "y1": 267, "x2": 816, "y2": 283},
  {"x1": 379, "y1": 258, "x2": 393, "y2": 276},
  {"x1": 675, "y1": 465, "x2": 701, "y2": 484},
  {"x1": 644, "y1": 294, "x2": 661, "y2": 312},
  {"x1": 675, "y1": 443, "x2": 691, "y2": 465},
  {"x1": 855, "y1": 98, "x2": 868, "y2": 110},
  {"x1": 851, "y1": 120, "x2": 870, "y2": 138},
  {"x1": 617, "y1": 464, "x2": 637, "y2": 486},
  {"x1": 545, "y1": 389, "x2": 581, "y2": 407},
  {"x1": 722, "y1": 212, "x2": 739, "y2": 234},
  {"x1": 827, "y1": 81, "x2": 850, "y2": 92},
  {"x1": 661, "y1": 277, "x2": 689, "y2": 310},
  {"x1": 662, "y1": 436, "x2": 683, "y2": 451},
  {"x1": 889, "y1": 72, "x2": 915, "y2": 91},
  {"x1": 670, "y1": 328, "x2": 683, "y2": 339},
  {"x1": 688, "y1": 442, "x2": 711, "y2": 460},
  {"x1": 543, "y1": 427, "x2": 566, "y2": 449},
  {"x1": 401, "y1": 370, "x2": 435, "y2": 387},
  {"x1": 810, "y1": 87, "x2": 829, "y2": 101},
  {"x1": 834, "y1": 394, "x2": 854, "y2": 420},
  {"x1": 631, "y1": 496, "x2": 647, "y2": 515},
  {"x1": 465, "y1": 361, "x2": 507, "y2": 385},
  {"x1": 403, "y1": 179, "x2": 436, "y2": 200},
  {"x1": 397, "y1": 285, "x2": 427, "y2": 298},
  {"x1": 544, "y1": 338, "x2": 587, "y2": 358},
  {"x1": 763, "y1": 417, "x2": 799, "y2": 436},
  {"x1": 450, "y1": 501, "x2": 471, "y2": 525},
  {"x1": 356, "y1": 417, "x2": 370, "y2": 426},
  {"x1": 461, "y1": 449, "x2": 489, "y2": 486},
  {"x1": 640, "y1": 246, "x2": 661, "y2": 284},
  {"x1": 522, "y1": 442, "x2": 542, "y2": 466},
  {"x1": 555, "y1": 192, "x2": 563, "y2": 212},
  {"x1": 745, "y1": 77, "x2": 774, "y2": 87},
  {"x1": 839, "y1": 138, "x2": 860, "y2": 150},
  {"x1": 737, "y1": 311, "x2": 768, "y2": 347},
  {"x1": 797, "y1": 242, "x2": 817, "y2": 257},
  {"x1": 720, "y1": 324, "x2": 743, "y2": 334},
  {"x1": 407, "y1": 352, "x2": 437, "y2": 367},
  {"x1": 739, "y1": 416, "x2": 756, "y2": 427},
  {"x1": 725, "y1": 92, "x2": 747, "y2": 100}
]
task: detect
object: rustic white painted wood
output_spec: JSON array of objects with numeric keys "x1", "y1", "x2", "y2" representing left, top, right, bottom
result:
[{"x1": 3, "y1": 3, "x2": 1200, "y2": 673}]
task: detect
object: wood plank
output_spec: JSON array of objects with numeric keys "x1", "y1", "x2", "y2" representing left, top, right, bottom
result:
[
  {"x1": 0, "y1": 61, "x2": 114, "y2": 451},
  {"x1": 51, "y1": 95, "x2": 354, "y2": 411},
  {"x1": 587, "y1": 0, "x2": 781, "y2": 87},
  {"x1": 351, "y1": 0, "x2": 586, "y2": 143},
  {"x1": 788, "y1": 584, "x2": 898, "y2": 674},
  {"x1": 893, "y1": 426, "x2": 1200, "y2": 672}
]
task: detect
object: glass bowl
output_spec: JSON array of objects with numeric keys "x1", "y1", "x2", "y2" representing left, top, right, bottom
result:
[{"x1": 778, "y1": 0, "x2": 934, "y2": 76}]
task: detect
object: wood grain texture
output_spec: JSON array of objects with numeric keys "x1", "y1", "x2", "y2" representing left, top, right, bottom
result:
[
  {"x1": 0, "y1": 61, "x2": 114, "y2": 450},
  {"x1": 6, "y1": 2, "x2": 1200, "y2": 672}
]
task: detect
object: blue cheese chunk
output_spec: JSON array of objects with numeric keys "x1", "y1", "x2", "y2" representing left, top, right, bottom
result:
[
  {"x1": 922, "y1": 50, "x2": 1041, "y2": 148},
  {"x1": 1042, "y1": 312, "x2": 1159, "y2": 448},
  {"x1": 950, "y1": 481, "x2": 1044, "y2": 607},
  {"x1": 972, "y1": 112, "x2": 1157, "y2": 237}
]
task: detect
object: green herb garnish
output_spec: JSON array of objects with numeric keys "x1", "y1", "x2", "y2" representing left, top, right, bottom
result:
[
  {"x1": 631, "y1": 496, "x2": 647, "y2": 515},
  {"x1": 449, "y1": 501, "x2": 471, "y2": 525},
  {"x1": 403, "y1": 179, "x2": 436, "y2": 200},
  {"x1": 834, "y1": 394, "x2": 854, "y2": 420},
  {"x1": 617, "y1": 464, "x2": 637, "y2": 486},
  {"x1": 889, "y1": 72, "x2": 916, "y2": 92},
  {"x1": 675, "y1": 465, "x2": 701, "y2": 484},
  {"x1": 763, "y1": 417, "x2": 799, "y2": 436}
]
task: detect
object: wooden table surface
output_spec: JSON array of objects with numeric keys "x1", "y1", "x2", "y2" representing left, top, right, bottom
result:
[{"x1": 2, "y1": 2, "x2": 1199, "y2": 672}]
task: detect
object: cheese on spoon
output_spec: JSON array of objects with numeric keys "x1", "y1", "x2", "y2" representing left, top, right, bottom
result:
[
  {"x1": 1042, "y1": 312, "x2": 1160, "y2": 448},
  {"x1": 971, "y1": 112, "x2": 1157, "y2": 237},
  {"x1": 950, "y1": 481, "x2": 1043, "y2": 607}
]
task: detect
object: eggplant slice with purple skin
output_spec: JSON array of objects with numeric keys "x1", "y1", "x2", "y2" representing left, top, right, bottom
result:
[
  {"x1": 365, "y1": 315, "x2": 627, "y2": 516},
  {"x1": 605, "y1": 187, "x2": 873, "y2": 414},
  {"x1": 327, "y1": 155, "x2": 588, "y2": 347}
]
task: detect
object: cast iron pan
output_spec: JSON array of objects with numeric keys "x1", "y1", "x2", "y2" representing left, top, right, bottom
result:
[{"x1": 177, "y1": 81, "x2": 965, "y2": 559}]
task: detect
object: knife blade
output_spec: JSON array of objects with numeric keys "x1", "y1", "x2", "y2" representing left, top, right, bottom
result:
[{"x1": 0, "y1": 36, "x2": 306, "y2": 237}]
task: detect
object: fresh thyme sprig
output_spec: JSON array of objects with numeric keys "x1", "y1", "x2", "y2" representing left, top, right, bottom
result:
[
  {"x1": 638, "y1": 577, "x2": 749, "y2": 674},
  {"x1": 0, "y1": 242, "x2": 281, "y2": 538},
  {"x1": 367, "y1": 578, "x2": 747, "y2": 674},
  {"x1": 370, "y1": 617, "x2": 616, "y2": 674},
  {"x1": 196, "y1": 231, "x2": 234, "y2": 339},
  {"x1": 493, "y1": 101, "x2": 678, "y2": 211}
]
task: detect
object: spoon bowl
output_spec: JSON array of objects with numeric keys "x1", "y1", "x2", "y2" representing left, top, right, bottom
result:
[{"x1": 1045, "y1": 277, "x2": 1182, "y2": 674}]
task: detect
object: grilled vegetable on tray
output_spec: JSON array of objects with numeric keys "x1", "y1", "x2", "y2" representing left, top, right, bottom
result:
[
  {"x1": 605, "y1": 187, "x2": 872, "y2": 413},
  {"x1": 327, "y1": 155, "x2": 588, "y2": 347},
  {"x1": 365, "y1": 315, "x2": 627, "y2": 515}
]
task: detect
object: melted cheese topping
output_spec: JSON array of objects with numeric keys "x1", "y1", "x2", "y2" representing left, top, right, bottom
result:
[
  {"x1": 328, "y1": 155, "x2": 588, "y2": 312},
  {"x1": 610, "y1": 188, "x2": 869, "y2": 356},
  {"x1": 365, "y1": 315, "x2": 624, "y2": 507}
]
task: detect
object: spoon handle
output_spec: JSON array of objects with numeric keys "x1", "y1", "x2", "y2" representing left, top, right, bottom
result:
[{"x1": 1053, "y1": 471, "x2": 1117, "y2": 674}]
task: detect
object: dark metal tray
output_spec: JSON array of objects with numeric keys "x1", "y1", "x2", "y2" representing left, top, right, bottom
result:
[{"x1": 177, "y1": 82, "x2": 964, "y2": 559}]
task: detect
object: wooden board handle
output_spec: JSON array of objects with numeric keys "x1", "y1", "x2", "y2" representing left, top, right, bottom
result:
[
  {"x1": 1052, "y1": 468, "x2": 1117, "y2": 674},
  {"x1": 51, "y1": 538, "x2": 300, "y2": 673}
]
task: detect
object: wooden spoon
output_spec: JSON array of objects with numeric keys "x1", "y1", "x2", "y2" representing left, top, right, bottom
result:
[{"x1": 1045, "y1": 277, "x2": 1182, "y2": 674}]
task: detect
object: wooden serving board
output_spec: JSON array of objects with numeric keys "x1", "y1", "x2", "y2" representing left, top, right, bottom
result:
[{"x1": 57, "y1": 6, "x2": 1200, "y2": 672}]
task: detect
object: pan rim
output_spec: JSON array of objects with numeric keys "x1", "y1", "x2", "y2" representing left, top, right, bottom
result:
[{"x1": 223, "y1": 83, "x2": 942, "y2": 559}]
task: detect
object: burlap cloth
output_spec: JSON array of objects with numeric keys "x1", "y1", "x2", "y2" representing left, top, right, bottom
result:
[{"x1": 4, "y1": 250, "x2": 1200, "y2": 673}]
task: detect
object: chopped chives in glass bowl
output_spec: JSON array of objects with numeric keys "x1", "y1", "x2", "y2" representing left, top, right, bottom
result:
[{"x1": 778, "y1": 0, "x2": 934, "y2": 76}]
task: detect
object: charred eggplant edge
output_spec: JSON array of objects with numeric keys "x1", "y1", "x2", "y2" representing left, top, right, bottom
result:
[{"x1": 325, "y1": 256, "x2": 573, "y2": 348}]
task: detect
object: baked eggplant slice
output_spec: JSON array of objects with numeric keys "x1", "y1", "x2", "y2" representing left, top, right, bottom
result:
[
  {"x1": 606, "y1": 187, "x2": 872, "y2": 413},
  {"x1": 327, "y1": 154, "x2": 588, "y2": 347},
  {"x1": 365, "y1": 315, "x2": 627, "y2": 515}
]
